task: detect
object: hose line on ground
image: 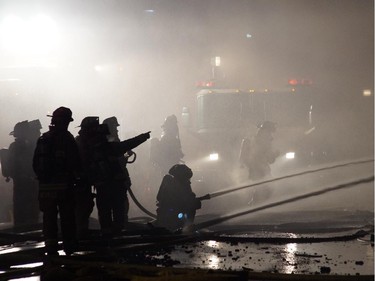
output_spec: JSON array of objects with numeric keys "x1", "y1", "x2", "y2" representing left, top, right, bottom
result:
[
  {"x1": 194, "y1": 175, "x2": 374, "y2": 230},
  {"x1": 128, "y1": 186, "x2": 157, "y2": 219},
  {"x1": 125, "y1": 150, "x2": 157, "y2": 218}
]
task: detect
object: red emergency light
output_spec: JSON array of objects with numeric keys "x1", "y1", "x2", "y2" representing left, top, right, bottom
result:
[
  {"x1": 196, "y1": 81, "x2": 215, "y2": 88},
  {"x1": 288, "y1": 78, "x2": 312, "y2": 86},
  {"x1": 288, "y1": 79, "x2": 299, "y2": 86}
]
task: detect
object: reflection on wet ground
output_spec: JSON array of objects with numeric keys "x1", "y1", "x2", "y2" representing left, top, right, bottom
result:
[
  {"x1": 0, "y1": 210, "x2": 373, "y2": 280},
  {"x1": 169, "y1": 234, "x2": 374, "y2": 275}
]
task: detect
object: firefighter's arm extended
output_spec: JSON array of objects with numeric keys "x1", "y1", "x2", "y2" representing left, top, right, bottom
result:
[{"x1": 120, "y1": 131, "x2": 151, "y2": 152}]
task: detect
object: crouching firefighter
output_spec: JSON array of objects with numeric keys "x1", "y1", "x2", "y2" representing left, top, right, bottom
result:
[{"x1": 155, "y1": 164, "x2": 202, "y2": 232}]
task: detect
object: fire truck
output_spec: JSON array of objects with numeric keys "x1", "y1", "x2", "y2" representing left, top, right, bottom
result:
[{"x1": 180, "y1": 79, "x2": 324, "y2": 192}]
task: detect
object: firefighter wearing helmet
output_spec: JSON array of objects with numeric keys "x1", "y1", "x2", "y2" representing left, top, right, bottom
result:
[
  {"x1": 239, "y1": 121, "x2": 280, "y2": 204},
  {"x1": 74, "y1": 116, "x2": 100, "y2": 239},
  {"x1": 150, "y1": 115, "x2": 184, "y2": 177},
  {"x1": 101, "y1": 116, "x2": 135, "y2": 232},
  {"x1": 33, "y1": 106, "x2": 81, "y2": 256},
  {"x1": 75, "y1": 115, "x2": 151, "y2": 237},
  {"x1": 240, "y1": 121, "x2": 279, "y2": 180},
  {"x1": 156, "y1": 164, "x2": 201, "y2": 231},
  {"x1": 2, "y1": 120, "x2": 40, "y2": 226}
]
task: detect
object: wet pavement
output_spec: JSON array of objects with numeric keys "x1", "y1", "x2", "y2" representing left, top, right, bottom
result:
[
  {"x1": 0, "y1": 210, "x2": 373, "y2": 280},
  {"x1": 168, "y1": 231, "x2": 374, "y2": 276}
]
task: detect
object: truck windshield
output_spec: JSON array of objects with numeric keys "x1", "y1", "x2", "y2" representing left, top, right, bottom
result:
[{"x1": 197, "y1": 90, "x2": 313, "y2": 131}]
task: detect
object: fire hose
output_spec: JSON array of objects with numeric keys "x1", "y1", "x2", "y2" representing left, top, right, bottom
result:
[
  {"x1": 127, "y1": 156, "x2": 373, "y2": 227},
  {"x1": 194, "y1": 175, "x2": 374, "y2": 230},
  {"x1": 125, "y1": 151, "x2": 158, "y2": 219},
  {"x1": 128, "y1": 187, "x2": 157, "y2": 219},
  {"x1": 198, "y1": 158, "x2": 374, "y2": 200}
]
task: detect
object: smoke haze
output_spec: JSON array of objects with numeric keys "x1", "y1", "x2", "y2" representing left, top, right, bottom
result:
[{"x1": 0, "y1": 0, "x2": 373, "y2": 221}]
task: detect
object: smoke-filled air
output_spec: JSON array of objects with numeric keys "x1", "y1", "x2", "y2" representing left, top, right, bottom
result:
[{"x1": 0, "y1": 0, "x2": 373, "y2": 223}]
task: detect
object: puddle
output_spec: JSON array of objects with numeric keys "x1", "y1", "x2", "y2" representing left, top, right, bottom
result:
[{"x1": 167, "y1": 235, "x2": 374, "y2": 275}]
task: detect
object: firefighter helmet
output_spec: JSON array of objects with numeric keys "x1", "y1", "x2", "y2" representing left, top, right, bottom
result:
[
  {"x1": 103, "y1": 116, "x2": 120, "y2": 128},
  {"x1": 169, "y1": 164, "x2": 193, "y2": 180},
  {"x1": 161, "y1": 115, "x2": 178, "y2": 129},
  {"x1": 79, "y1": 116, "x2": 100, "y2": 129},
  {"x1": 29, "y1": 119, "x2": 42, "y2": 131},
  {"x1": 10, "y1": 120, "x2": 29, "y2": 138},
  {"x1": 47, "y1": 106, "x2": 74, "y2": 122}
]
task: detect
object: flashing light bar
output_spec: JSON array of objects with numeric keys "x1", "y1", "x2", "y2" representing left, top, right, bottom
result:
[{"x1": 288, "y1": 79, "x2": 312, "y2": 86}]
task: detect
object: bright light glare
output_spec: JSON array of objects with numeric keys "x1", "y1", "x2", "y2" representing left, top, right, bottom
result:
[
  {"x1": 207, "y1": 254, "x2": 220, "y2": 269},
  {"x1": 0, "y1": 246, "x2": 22, "y2": 254},
  {"x1": 0, "y1": 15, "x2": 24, "y2": 51},
  {"x1": 206, "y1": 240, "x2": 220, "y2": 248},
  {"x1": 211, "y1": 56, "x2": 221, "y2": 67},
  {"x1": 94, "y1": 65, "x2": 103, "y2": 72},
  {"x1": 0, "y1": 14, "x2": 59, "y2": 54},
  {"x1": 8, "y1": 276, "x2": 40, "y2": 281},
  {"x1": 283, "y1": 242, "x2": 298, "y2": 274},
  {"x1": 8, "y1": 277, "x2": 40, "y2": 281},
  {"x1": 10, "y1": 262, "x2": 43, "y2": 269},
  {"x1": 285, "y1": 152, "x2": 295, "y2": 159},
  {"x1": 209, "y1": 153, "x2": 219, "y2": 161},
  {"x1": 363, "y1": 89, "x2": 372, "y2": 96},
  {"x1": 215, "y1": 57, "x2": 221, "y2": 66}
]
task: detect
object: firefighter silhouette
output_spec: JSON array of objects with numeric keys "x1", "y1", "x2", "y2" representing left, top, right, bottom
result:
[
  {"x1": 2, "y1": 120, "x2": 39, "y2": 226},
  {"x1": 156, "y1": 164, "x2": 201, "y2": 231},
  {"x1": 150, "y1": 115, "x2": 184, "y2": 176},
  {"x1": 33, "y1": 107, "x2": 81, "y2": 255},
  {"x1": 77, "y1": 116, "x2": 150, "y2": 237},
  {"x1": 239, "y1": 121, "x2": 280, "y2": 204},
  {"x1": 74, "y1": 117, "x2": 99, "y2": 239},
  {"x1": 102, "y1": 116, "x2": 134, "y2": 228},
  {"x1": 27, "y1": 119, "x2": 42, "y2": 148}
]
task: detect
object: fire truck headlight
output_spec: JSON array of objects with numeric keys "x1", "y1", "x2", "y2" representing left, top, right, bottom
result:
[
  {"x1": 209, "y1": 153, "x2": 219, "y2": 161},
  {"x1": 285, "y1": 152, "x2": 295, "y2": 160}
]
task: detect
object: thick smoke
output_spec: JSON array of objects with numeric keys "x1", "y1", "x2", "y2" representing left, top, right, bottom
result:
[{"x1": 0, "y1": 0, "x2": 373, "y2": 222}]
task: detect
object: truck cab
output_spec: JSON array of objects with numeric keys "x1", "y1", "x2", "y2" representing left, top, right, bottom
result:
[{"x1": 181, "y1": 82, "x2": 322, "y2": 191}]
